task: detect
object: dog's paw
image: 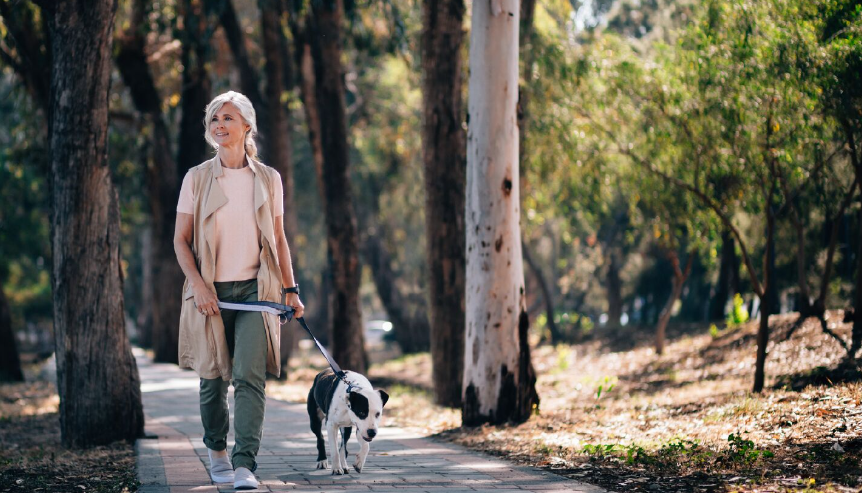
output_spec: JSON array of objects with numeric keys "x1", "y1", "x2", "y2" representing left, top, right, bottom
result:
[
  {"x1": 316, "y1": 460, "x2": 329, "y2": 470},
  {"x1": 331, "y1": 466, "x2": 347, "y2": 475},
  {"x1": 352, "y1": 462, "x2": 362, "y2": 473}
]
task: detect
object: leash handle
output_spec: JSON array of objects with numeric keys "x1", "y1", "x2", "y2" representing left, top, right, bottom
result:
[{"x1": 296, "y1": 316, "x2": 345, "y2": 379}]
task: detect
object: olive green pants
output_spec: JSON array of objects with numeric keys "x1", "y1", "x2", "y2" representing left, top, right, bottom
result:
[{"x1": 199, "y1": 279, "x2": 267, "y2": 472}]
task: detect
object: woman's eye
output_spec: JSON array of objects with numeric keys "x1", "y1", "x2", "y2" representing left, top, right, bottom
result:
[{"x1": 225, "y1": 116, "x2": 232, "y2": 120}]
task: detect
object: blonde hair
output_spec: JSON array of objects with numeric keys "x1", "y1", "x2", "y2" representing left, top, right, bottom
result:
[{"x1": 203, "y1": 91, "x2": 259, "y2": 159}]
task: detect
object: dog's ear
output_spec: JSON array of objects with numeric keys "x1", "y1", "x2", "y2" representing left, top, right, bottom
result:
[
  {"x1": 348, "y1": 391, "x2": 369, "y2": 419},
  {"x1": 378, "y1": 389, "x2": 389, "y2": 408}
]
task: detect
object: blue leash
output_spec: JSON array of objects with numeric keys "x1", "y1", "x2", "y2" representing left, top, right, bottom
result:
[{"x1": 214, "y1": 299, "x2": 345, "y2": 379}]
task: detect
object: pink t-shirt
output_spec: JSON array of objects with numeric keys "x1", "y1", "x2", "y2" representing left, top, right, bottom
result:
[{"x1": 177, "y1": 158, "x2": 284, "y2": 282}]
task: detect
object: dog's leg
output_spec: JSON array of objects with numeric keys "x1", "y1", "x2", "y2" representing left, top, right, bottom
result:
[
  {"x1": 308, "y1": 388, "x2": 329, "y2": 470},
  {"x1": 353, "y1": 434, "x2": 371, "y2": 473},
  {"x1": 340, "y1": 427, "x2": 352, "y2": 461},
  {"x1": 326, "y1": 420, "x2": 347, "y2": 475}
]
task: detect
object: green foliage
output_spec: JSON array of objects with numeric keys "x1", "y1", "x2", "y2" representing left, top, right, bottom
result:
[
  {"x1": 0, "y1": 75, "x2": 52, "y2": 332},
  {"x1": 582, "y1": 443, "x2": 617, "y2": 458},
  {"x1": 726, "y1": 293, "x2": 750, "y2": 326},
  {"x1": 723, "y1": 432, "x2": 775, "y2": 463},
  {"x1": 595, "y1": 376, "x2": 617, "y2": 401}
]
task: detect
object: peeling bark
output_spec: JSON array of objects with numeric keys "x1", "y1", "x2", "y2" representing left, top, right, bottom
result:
[{"x1": 463, "y1": 0, "x2": 538, "y2": 425}]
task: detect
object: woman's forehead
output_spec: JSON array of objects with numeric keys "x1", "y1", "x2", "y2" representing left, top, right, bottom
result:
[{"x1": 215, "y1": 102, "x2": 238, "y2": 116}]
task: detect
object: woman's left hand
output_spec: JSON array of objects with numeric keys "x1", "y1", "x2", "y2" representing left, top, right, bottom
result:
[{"x1": 286, "y1": 293, "x2": 304, "y2": 319}]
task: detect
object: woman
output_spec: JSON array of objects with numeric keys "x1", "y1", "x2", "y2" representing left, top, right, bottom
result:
[{"x1": 174, "y1": 91, "x2": 304, "y2": 490}]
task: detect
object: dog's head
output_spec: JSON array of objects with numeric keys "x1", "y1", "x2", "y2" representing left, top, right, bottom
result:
[{"x1": 346, "y1": 387, "x2": 389, "y2": 442}]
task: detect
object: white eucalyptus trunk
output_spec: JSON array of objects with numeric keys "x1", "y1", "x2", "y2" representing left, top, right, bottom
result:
[{"x1": 463, "y1": 0, "x2": 537, "y2": 425}]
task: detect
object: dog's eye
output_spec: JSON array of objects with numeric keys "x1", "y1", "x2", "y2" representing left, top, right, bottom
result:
[{"x1": 375, "y1": 412, "x2": 380, "y2": 418}]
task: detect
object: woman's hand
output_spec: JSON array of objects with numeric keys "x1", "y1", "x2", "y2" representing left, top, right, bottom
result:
[
  {"x1": 193, "y1": 284, "x2": 221, "y2": 317},
  {"x1": 286, "y1": 292, "x2": 304, "y2": 319}
]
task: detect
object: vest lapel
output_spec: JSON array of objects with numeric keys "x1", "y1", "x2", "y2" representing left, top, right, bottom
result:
[
  {"x1": 203, "y1": 157, "x2": 227, "y2": 279},
  {"x1": 249, "y1": 159, "x2": 277, "y2": 256}
]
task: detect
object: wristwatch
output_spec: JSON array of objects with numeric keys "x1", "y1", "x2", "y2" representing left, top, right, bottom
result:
[{"x1": 281, "y1": 285, "x2": 299, "y2": 307}]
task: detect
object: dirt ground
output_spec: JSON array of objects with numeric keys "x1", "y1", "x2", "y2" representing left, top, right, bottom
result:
[
  {"x1": 1, "y1": 310, "x2": 858, "y2": 492},
  {"x1": 0, "y1": 375, "x2": 138, "y2": 492},
  {"x1": 272, "y1": 311, "x2": 862, "y2": 492}
]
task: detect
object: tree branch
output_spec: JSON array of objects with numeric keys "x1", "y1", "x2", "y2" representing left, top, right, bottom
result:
[{"x1": 578, "y1": 108, "x2": 765, "y2": 297}]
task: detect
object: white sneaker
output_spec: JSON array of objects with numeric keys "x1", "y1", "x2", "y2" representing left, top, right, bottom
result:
[
  {"x1": 207, "y1": 449, "x2": 234, "y2": 483},
  {"x1": 233, "y1": 466, "x2": 259, "y2": 490}
]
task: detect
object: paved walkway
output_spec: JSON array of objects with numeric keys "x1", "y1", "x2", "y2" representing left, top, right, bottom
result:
[{"x1": 135, "y1": 350, "x2": 604, "y2": 493}]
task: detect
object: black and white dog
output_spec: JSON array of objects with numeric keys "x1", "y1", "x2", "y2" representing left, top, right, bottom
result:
[{"x1": 307, "y1": 369, "x2": 389, "y2": 474}]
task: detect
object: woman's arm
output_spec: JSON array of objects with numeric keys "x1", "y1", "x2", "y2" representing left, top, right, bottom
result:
[
  {"x1": 274, "y1": 217, "x2": 305, "y2": 318},
  {"x1": 174, "y1": 212, "x2": 220, "y2": 316}
]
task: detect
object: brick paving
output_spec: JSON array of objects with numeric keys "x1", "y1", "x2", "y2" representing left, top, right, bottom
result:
[{"x1": 135, "y1": 350, "x2": 605, "y2": 493}]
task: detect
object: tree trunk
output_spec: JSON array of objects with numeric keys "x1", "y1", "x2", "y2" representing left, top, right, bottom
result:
[
  {"x1": 710, "y1": 229, "x2": 736, "y2": 320},
  {"x1": 176, "y1": 0, "x2": 213, "y2": 175},
  {"x1": 606, "y1": 249, "x2": 623, "y2": 325},
  {"x1": 137, "y1": 224, "x2": 154, "y2": 348},
  {"x1": 259, "y1": 0, "x2": 300, "y2": 378},
  {"x1": 854, "y1": 204, "x2": 862, "y2": 357},
  {"x1": 0, "y1": 282, "x2": 24, "y2": 382},
  {"x1": 463, "y1": 0, "x2": 538, "y2": 425},
  {"x1": 220, "y1": 0, "x2": 267, "y2": 119},
  {"x1": 753, "y1": 207, "x2": 775, "y2": 393},
  {"x1": 288, "y1": 9, "x2": 330, "y2": 335},
  {"x1": 655, "y1": 250, "x2": 693, "y2": 355},
  {"x1": 45, "y1": 0, "x2": 144, "y2": 447},
  {"x1": 421, "y1": 0, "x2": 466, "y2": 407},
  {"x1": 790, "y1": 213, "x2": 812, "y2": 316},
  {"x1": 308, "y1": 0, "x2": 367, "y2": 373},
  {"x1": 522, "y1": 241, "x2": 561, "y2": 344},
  {"x1": 116, "y1": 4, "x2": 186, "y2": 365}
]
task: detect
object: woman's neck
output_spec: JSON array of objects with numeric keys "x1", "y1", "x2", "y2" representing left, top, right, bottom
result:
[{"x1": 218, "y1": 144, "x2": 247, "y2": 169}]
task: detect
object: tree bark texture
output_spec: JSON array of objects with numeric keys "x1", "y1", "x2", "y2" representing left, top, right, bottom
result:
[
  {"x1": 421, "y1": 0, "x2": 466, "y2": 407},
  {"x1": 116, "y1": 5, "x2": 185, "y2": 364},
  {"x1": 463, "y1": 0, "x2": 538, "y2": 425},
  {"x1": 258, "y1": 0, "x2": 300, "y2": 377},
  {"x1": 46, "y1": 0, "x2": 144, "y2": 447},
  {"x1": 0, "y1": 282, "x2": 24, "y2": 382},
  {"x1": 308, "y1": 0, "x2": 367, "y2": 373}
]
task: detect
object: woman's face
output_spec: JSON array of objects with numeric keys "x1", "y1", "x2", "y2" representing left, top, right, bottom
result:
[{"x1": 210, "y1": 102, "x2": 250, "y2": 149}]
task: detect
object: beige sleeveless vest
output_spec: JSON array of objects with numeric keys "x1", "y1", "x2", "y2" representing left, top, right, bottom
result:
[{"x1": 177, "y1": 156, "x2": 284, "y2": 380}]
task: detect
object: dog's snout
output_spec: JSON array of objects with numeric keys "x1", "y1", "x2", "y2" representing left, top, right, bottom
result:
[{"x1": 367, "y1": 429, "x2": 377, "y2": 439}]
